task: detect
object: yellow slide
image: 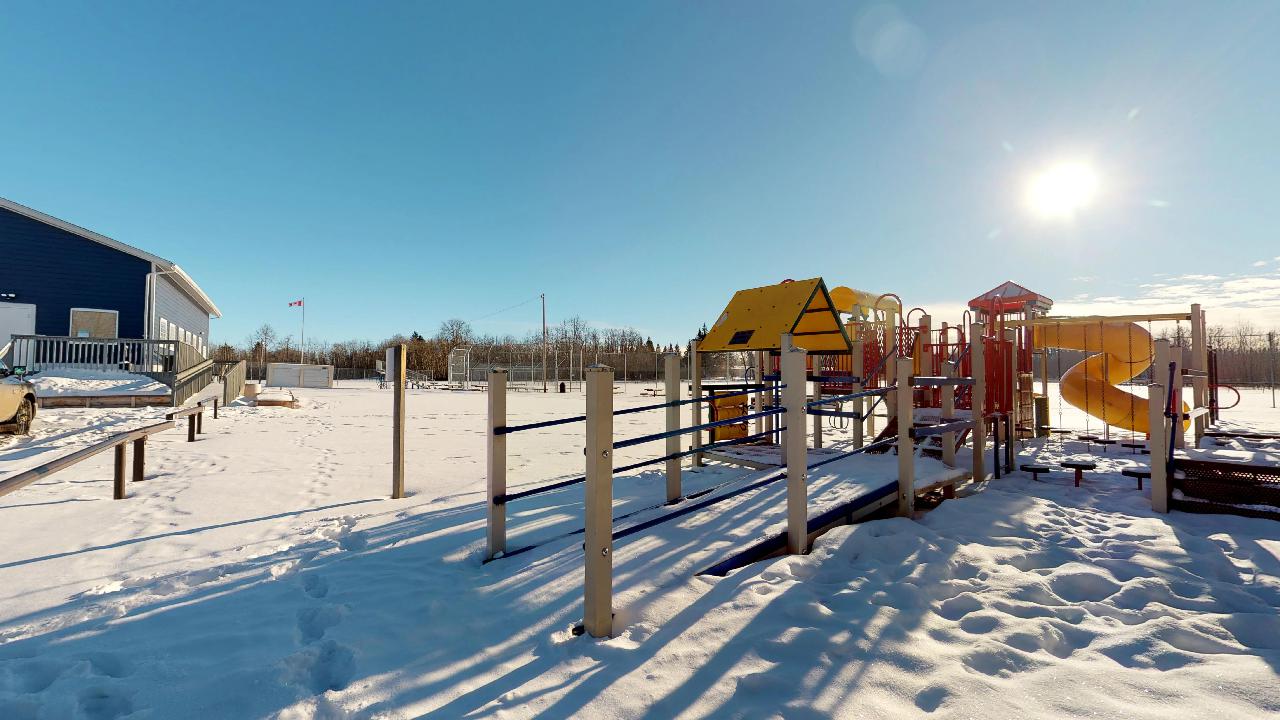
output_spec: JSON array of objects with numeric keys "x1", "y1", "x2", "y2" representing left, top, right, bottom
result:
[{"x1": 1036, "y1": 322, "x2": 1183, "y2": 434}]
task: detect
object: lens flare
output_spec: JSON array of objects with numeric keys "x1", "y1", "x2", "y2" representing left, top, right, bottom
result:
[{"x1": 1025, "y1": 162, "x2": 1099, "y2": 219}]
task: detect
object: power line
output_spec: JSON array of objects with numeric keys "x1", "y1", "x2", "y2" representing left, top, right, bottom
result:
[{"x1": 468, "y1": 295, "x2": 542, "y2": 324}]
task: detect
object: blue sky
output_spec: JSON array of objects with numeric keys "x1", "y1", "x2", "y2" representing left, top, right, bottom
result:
[{"x1": 3, "y1": 1, "x2": 1279, "y2": 345}]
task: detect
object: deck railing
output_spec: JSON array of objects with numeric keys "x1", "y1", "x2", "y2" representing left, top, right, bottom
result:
[
  {"x1": 215, "y1": 360, "x2": 248, "y2": 404},
  {"x1": 7, "y1": 335, "x2": 205, "y2": 374},
  {"x1": 6, "y1": 335, "x2": 215, "y2": 405}
]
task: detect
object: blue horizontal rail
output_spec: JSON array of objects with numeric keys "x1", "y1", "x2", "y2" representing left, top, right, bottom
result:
[
  {"x1": 613, "y1": 408, "x2": 785, "y2": 449},
  {"x1": 806, "y1": 437, "x2": 896, "y2": 470},
  {"x1": 807, "y1": 409, "x2": 863, "y2": 420},
  {"x1": 806, "y1": 386, "x2": 894, "y2": 408},
  {"x1": 910, "y1": 419, "x2": 974, "y2": 439},
  {"x1": 496, "y1": 414, "x2": 586, "y2": 435},
  {"x1": 613, "y1": 435, "x2": 897, "y2": 542},
  {"x1": 495, "y1": 427, "x2": 781, "y2": 505},
  {"x1": 498, "y1": 386, "x2": 781, "y2": 434}
]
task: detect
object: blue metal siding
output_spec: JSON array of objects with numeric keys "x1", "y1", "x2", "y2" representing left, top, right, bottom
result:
[{"x1": 0, "y1": 206, "x2": 150, "y2": 337}]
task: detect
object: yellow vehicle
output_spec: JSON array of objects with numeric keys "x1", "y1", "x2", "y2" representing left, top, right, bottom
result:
[{"x1": 0, "y1": 364, "x2": 37, "y2": 435}]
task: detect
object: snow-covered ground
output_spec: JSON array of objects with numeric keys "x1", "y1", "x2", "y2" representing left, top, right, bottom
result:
[
  {"x1": 0, "y1": 382, "x2": 1277, "y2": 718},
  {"x1": 27, "y1": 369, "x2": 169, "y2": 397}
]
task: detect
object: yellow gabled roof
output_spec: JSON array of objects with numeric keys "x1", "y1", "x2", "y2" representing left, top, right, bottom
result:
[{"x1": 699, "y1": 278, "x2": 852, "y2": 353}]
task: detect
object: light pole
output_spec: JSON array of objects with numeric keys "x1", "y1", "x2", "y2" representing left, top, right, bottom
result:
[{"x1": 541, "y1": 293, "x2": 548, "y2": 393}]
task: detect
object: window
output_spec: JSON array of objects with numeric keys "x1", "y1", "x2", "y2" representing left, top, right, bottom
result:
[{"x1": 69, "y1": 308, "x2": 119, "y2": 338}]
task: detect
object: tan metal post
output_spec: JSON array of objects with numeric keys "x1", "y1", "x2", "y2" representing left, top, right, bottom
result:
[
  {"x1": 1191, "y1": 304, "x2": 1208, "y2": 442},
  {"x1": 690, "y1": 340, "x2": 703, "y2": 467},
  {"x1": 781, "y1": 336, "x2": 808, "y2": 554},
  {"x1": 664, "y1": 353, "x2": 681, "y2": 503},
  {"x1": 196, "y1": 410, "x2": 203, "y2": 435},
  {"x1": 971, "y1": 323, "x2": 987, "y2": 481},
  {"x1": 941, "y1": 361, "x2": 956, "y2": 468},
  {"x1": 1148, "y1": 378, "x2": 1168, "y2": 513},
  {"x1": 896, "y1": 356, "x2": 915, "y2": 516},
  {"x1": 851, "y1": 340, "x2": 865, "y2": 448},
  {"x1": 391, "y1": 343, "x2": 407, "y2": 499},
  {"x1": 486, "y1": 369, "x2": 507, "y2": 559},
  {"x1": 583, "y1": 365, "x2": 615, "y2": 638},
  {"x1": 132, "y1": 437, "x2": 146, "y2": 484}
]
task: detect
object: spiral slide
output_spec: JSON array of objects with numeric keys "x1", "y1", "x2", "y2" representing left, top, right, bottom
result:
[{"x1": 1035, "y1": 322, "x2": 1160, "y2": 434}]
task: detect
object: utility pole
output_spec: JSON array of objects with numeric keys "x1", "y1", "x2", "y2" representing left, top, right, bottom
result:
[
  {"x1": 1270, "y1": 331, "x2": 1277, "y2": 409},
  {"x1": 542, "y1": 293, "x2": 548, "y2": 393}
]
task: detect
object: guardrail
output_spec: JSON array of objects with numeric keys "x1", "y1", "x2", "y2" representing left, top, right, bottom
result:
[{"x1": 0, "y1": 420, "x2": 176, "y2": 500}]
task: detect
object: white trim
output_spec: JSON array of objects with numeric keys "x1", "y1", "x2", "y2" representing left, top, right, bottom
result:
[
  {"x1": 68, "y1": 307, "x2": 120, "y2": 338},
  {"x1": 0, "y1": 196, "x2": 222, "y2": 319}
]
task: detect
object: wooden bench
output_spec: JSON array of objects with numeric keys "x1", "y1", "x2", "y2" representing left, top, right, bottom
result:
[
  {"x1": 1121, "y1": 467, "x2": 1151, "y2": 490},
  {"x1": 1061, "y1": 460, "x2": 1097, "y2": 487},
  {"x1": 1020, "y1": 463, "x2": 1051, "y2": 481}
]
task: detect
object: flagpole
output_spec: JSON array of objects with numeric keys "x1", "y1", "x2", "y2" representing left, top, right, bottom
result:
[{"x1": 301, "y1": 298, "x2": 306, "y2": 365}]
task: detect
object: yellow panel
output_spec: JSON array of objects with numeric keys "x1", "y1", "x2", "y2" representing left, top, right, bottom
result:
[{"x1": 699, "y1": 278, "x2": 852, "y2": 353}]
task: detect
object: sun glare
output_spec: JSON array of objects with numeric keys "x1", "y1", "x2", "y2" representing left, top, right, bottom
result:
[{"x1": 1025, "y1": 161, "x2": 1099, "y2": 219}]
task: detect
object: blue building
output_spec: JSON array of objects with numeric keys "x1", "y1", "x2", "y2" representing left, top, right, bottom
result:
[{"x1": 0, "y1": 196, "x2": 221, "y2": 356}]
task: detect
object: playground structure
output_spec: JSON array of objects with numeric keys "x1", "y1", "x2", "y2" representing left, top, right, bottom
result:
[{"x1": 457, "y1": 276, "x2": 1272, "y2": 638}]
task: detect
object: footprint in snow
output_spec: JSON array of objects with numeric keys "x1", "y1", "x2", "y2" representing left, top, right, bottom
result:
[
  {"x1": 301, "y1": 573, "x2": 329, "y2": 599},
  {"x1": 914, "y1": 685, "x2": 950, "y2": 713},
  {"x1": 297, "y1": 605, "x2": 346, "y2": 644}
]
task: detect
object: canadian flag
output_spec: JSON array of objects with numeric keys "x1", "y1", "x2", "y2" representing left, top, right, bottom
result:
[{"x1": 288, "y1": 299, "x2": 304, "y2": 307}]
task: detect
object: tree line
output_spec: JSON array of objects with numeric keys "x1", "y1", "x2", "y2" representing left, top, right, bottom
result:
[
  {"x1": 211, "y1": 317, "x2": 696, "y2": 381},
  {"x1": 211, "y1": 318, "x2": 1278, "y2": 385}
]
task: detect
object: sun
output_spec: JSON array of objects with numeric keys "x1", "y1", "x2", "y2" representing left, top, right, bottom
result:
[{"x1": 1025, "y1": 161, "x2": 1099, "y2": 219}]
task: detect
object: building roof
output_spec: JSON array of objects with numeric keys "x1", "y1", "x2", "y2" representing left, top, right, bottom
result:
[
  {"x1": 0, "y1": 196, "x2": 221, "y2": 318},
  {"x1": 968, "y1": 280, "x2": 1053, "y2": 315},
  {"x1": 699, "y1": 278, "x2": 852, "y2": 354}
]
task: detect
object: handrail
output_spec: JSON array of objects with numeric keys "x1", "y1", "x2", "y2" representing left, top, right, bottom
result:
[{"x1": 0, "y1": 420, "x2": 175, "y2": 499}]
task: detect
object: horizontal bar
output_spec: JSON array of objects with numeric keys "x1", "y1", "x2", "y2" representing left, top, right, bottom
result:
[
  {"x1": 910, "y1": 419, "x2": 974, "y2": 439},
  {"x1": 612, "y1": 471, "x2": 785, "y2": 542},
  {"x1": 795, "y1": 437, "x2": 896, "y2": 471},
  {"x1": 806, "y1": 386, "x2": 893, "y2": 407},
  {"x1": 811, "y1": 375, "x2": 862, "y2": 384},
  {"x1": 495, "y1": 414, "x2": 586, "y2": 435},
  {"x1": 1180, "y1": 407, "x2": 1211, "y2": 420},
  {"x1": 1009, "y1": 312, "x2": 1192, "y2": 327},
  {"x1": 497, "y1": 427, "x2": 782, "y2": 505},
  {"x1": 807, "y1": 409, "x2": 863, "y2": 419},
  {"x1": 165, "y1": 406, "x2": 205, "y2": 419},
  {"x1": 1181, "y1": 369, "x2": 1208, "y2": 378},
  {"x1": 908, "y1": 376, "x2": 974, "y2": 387},
  {"x1": 613, "y1": 408, "x2": 785, "y2": 449}
]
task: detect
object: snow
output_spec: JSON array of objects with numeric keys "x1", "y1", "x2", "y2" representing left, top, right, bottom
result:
[
  {"x1": 0, "y1": 381, "x2": 1277, "y2": 718},
  {"x1": 27, "y1": 369, "x2": 169, "y2": 397}
]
